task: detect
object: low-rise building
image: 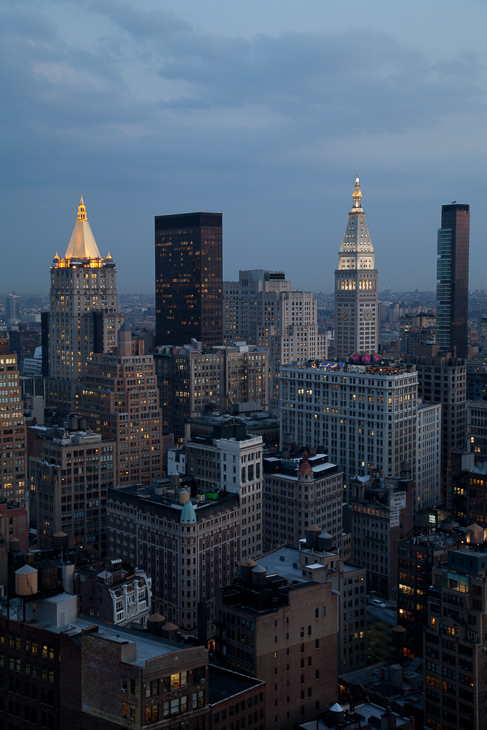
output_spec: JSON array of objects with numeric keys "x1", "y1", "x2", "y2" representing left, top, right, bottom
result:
[
  {"x1": 1, "y1": 585, "x2": 210, "y2": 730},
  {"x1": 208, "y1": 666, "x2": 266, "y2": 730},
  {"x1": 75, "y1": 561, "x2": 151, "y2": 626}
]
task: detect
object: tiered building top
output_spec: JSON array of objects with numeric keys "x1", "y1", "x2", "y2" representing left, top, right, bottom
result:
[
  {"x1": 338, "y1": 175, "x2": 375, "y2": 268},
  {"x1": 52, "y1": 196, "x2": 114, "y2": 269}
]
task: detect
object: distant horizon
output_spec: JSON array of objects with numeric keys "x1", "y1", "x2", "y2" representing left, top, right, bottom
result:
[{"x1": 4, "y1": 287, "x2": 487, "y2": 299}]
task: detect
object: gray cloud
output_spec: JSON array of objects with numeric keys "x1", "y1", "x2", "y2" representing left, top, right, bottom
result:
[{"x1": 0, "y1": 0, "x2": 485, "y2": 294}]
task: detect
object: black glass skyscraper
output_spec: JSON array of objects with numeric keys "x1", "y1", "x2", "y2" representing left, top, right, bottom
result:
[
  {"x1": 436, "y1": 203, "x2": 470, "y2": 359},
  {"x1": 155, "y1": 212, "x2": 223, "y2": 347}
]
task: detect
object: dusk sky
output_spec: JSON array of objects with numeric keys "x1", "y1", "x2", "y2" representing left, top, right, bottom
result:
[{"x1": 1, "y1": 0, "x2": 485, "y2": 296}]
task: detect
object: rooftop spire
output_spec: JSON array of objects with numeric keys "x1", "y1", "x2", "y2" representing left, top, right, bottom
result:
[
  {"x1": 352, "y1": 174, "x2": 363, "y2": 211},
  {"x1": 64, "y1": 195, "x2": 102, "y2": 260},
  {"x1": 77, "y1": 195, "x2": 87, "y2": 221}
]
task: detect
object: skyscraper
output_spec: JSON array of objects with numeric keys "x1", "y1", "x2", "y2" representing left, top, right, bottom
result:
[
  {"x1": 4, "y1": 293, "x2": 20, "y2": 324},
  {"x1": 334, "y1": 176, "x2": 379, "y2": 360},
  {"x1": 43, "y1": 196, "x2": 123, "y2": 413},
  {"x1": 436, "y1": 203, "x2": 470, "y2": 359},
  {"x1": 155, "y1": 212, "x2": 223, "y2": 347},
  {"x1": 0, "y1": 336, "x2": 27, "y2": 507}
]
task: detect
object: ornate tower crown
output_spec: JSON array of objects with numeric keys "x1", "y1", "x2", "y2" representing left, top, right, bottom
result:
[
  {"x1": 352, "y1": 174, "x2": 363, "y2": 211},
  {"x1": 338, "y1": 175, "x2": 374, "y2": 257},
  {"x1": 63, "y1": 196, "x2": 102, "y2": 260}
]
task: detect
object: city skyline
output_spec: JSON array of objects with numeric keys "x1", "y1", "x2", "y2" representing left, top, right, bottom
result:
[{"x1": 0, "y1": 1, "x2": 486, "y2": 296}]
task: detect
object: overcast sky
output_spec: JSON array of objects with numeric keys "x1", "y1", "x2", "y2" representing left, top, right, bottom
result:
[{"x1": 1, "y1": 0, "x2": 485, "y2": 296}]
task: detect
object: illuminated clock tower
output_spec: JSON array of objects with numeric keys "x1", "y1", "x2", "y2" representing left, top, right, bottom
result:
[{"x1": 334, "y1": 176, "x2": 379, "y2": 360}]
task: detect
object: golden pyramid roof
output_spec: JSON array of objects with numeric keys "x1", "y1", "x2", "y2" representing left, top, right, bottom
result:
[{"x1": 64, "y1": 196, "x2": 102, "y2": 260}]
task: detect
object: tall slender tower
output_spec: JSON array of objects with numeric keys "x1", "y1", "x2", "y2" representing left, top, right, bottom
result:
[
  {"x1": 43, "y1": 196, "x2": 123, "y2": 413},
  {"x1": 155, "y1": 212, "x2": 223, "y2": 347},
  {"x1": 0, "y1": 335, "x2": 27, "y2": 506},
  {"x1": 334, "y1": 176, "x2": 379, "y2": 360},
  {"x1": 436, "y1": 203, "x2": 470, "y2": 359}
]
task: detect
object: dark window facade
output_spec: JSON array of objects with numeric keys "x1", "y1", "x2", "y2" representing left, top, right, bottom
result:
[
  {"x1": 155, "y1": 212, "x2": 223, "y2": 347},
  {"x1": 437, "y1": 204, "x2": 470, "y2": 359}
]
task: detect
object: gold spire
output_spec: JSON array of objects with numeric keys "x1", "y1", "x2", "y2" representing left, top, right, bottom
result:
[
  {"x1": 64, "y1": 196, "x2": 102, "y2": 260},
  {"x1": 77, "y1": 195, "x2": 87, "y2": 222},
  {"x1": 352, "y1": 174, "x2": 363, "y2": 210}
]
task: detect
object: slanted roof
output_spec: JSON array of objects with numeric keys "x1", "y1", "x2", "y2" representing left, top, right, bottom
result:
[{"x1": 64, "y1": 196, "x2": 102, "y2": 260}]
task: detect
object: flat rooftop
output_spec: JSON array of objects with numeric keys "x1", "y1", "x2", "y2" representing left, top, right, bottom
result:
[
  {"x1": 9, "y1": 594, "x2": 185, "y2": 666},
  {"x1": 282, "y1": 362, "x2": 415, "y2": 376},
  {"x1": 208, "y1": 666, "x2": 264, "y2": 705}
]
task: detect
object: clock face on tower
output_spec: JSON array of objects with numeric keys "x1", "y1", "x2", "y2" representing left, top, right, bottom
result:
[
  {"x1": 363, "y1": 308, "x2": 372, "y2": 321},
  {"x1": 341, "y1": 309, "x2": 350, "y2": 321}
]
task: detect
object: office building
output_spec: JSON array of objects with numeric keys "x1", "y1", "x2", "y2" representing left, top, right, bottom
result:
[
  {"x1": 215, "y1": 558, "x2": 338, "y2": 729},
  {"x1": 479, "y1": 315, "x2": 487, "y2": 352},
  {"x1": 155, "y1": 212, "x2": 223, "y2": 347},
  {"x1": 417, "y1": 401, "x2": 442, "y2": 509},
  {"x1": 0, "y1": 346, "x2": 27, "y2": 507},
  {"x1": 413, "y1": 345, "x2": 466, "y2": 506},
  {"x1": 280, "y1": 360, "x2": 418, "y2": 497},
  {"x1": 467, "y1": 399, "x2": 487, "y2": 462},
  {"x1": 223, "y1": 269, "x2": 326, "y2": 410},
  {"x1": 450, "y1": 451, "x2": 487, "y2": 528},
  {"x1": 466, "y1": 362, "x2": 487, "y2": 401},
  {"x1": 399, "y1": 312, "x2": 436, "y2": 360},
  {"x1": 78, "y1": 323, "x2": 165, "y2": 485},
  {"x1": 107, "y1": 481, "x2": 241, "y2": 638},
  {"x1": 436, "y1": 203, "x2": 470, "y2": 359},
  {"x1": 0, "y1": 501, "x2": 29, "y2": 598},
  {"x1": 4, "y1": 293, "x2": 20, "y2": 324},
  {"x1": 8, "y1": 326, "x2": 38, "y2": 371},
  {"x1": 344, "y1": 472, "x2": 414, "y2": 599},
  {"x1": 30, "y1": 427, "x2": 116, "y2": 557},
  {"x1": 43, "y1": 196, "x2": 123, "y2": 413},
  {"x1": 424, "y1": 532, "x2": 487, "y2": 730},
  {"x1": 263, "y1": 451, "x2": 343, "y2": 551},
  {"x1": 185, "y1": 418, "x2": 264, "y2": 559},
  {"x1": 154, "y1": 340, "x2": 269, "y2": 444},
  {"x1": 397, "y1": 529, "x2": 460, "y2": 658},
  {"x1": 334, "y1": 176, "x2": 379, "y2": 360},
  {"x1": 297, "y1": 528, "x2": 367, "y2": 673}
]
